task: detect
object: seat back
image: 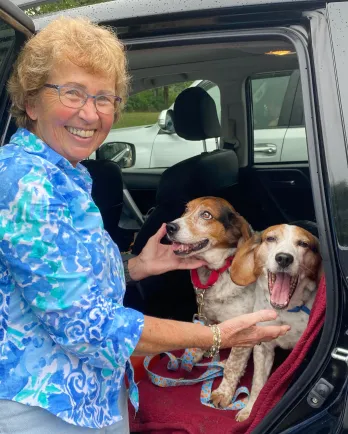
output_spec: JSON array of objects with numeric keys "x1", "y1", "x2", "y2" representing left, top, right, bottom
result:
[
  {"x1": 81, "y1": 159, "x2": 123, "y2": 244},
  {"x1": 127, "y1": 87, "x2": 240, "y2": 320}
]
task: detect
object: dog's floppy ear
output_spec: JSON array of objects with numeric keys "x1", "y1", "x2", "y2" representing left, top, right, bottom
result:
[
  {"x1": 230, "y1": 232, "x2": 261, "y2": 286},
  {"x1": 238, "y1": 215, "x2": 253, "y2": 243}
]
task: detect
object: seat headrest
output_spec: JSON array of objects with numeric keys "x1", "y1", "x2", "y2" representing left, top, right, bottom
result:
[
  {"x1": 156, "y1": 149, "x2": 238, "y2": 205},
  {"x1": 173, "y1": 87, "x2": 221, "y2": 141}
]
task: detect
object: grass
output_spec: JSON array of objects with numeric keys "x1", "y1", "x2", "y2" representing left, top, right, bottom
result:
[{"x1": 114, "y1": 111, "x2": 160, "y2": 129}]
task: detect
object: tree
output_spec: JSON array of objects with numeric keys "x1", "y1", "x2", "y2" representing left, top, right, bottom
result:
[{"x1": 25, "y1": 0, "x2": 108, "y2": 16}]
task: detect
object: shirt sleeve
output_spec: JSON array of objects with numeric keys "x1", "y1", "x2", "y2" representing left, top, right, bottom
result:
[{"x1": 0, "y1": 159, "x2": 144, "y2": 370}]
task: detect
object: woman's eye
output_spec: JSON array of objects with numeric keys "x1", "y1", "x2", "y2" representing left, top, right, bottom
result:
[
  {"x1": 266, "y1": 236, "x2": 276, "y2": 242},
  {"x1": 66, "y1": 89, "x2": 82, "y2": 97},
  {"x1": 201, "y1": 211, "x2": 213, "y2": 220},
  {"x1": 298, "y1": 240, "x2": 309, "y2": 248},
  {"x1": 97, "y1": 95, "x2": 113, "y2": 105}
]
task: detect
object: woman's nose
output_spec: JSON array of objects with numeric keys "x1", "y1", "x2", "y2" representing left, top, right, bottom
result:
[{"x1": 79, "y1": 97, "x2": 99, "y2": 122}]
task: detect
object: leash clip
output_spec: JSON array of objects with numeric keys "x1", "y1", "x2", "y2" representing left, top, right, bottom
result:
[{"x1": 193, "y1": 287, "x2": 207, "y2": 324}]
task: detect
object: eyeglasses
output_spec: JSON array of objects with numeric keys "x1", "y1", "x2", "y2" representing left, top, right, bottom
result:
[{"x1": 43, "y1": 84, "x2": 122, "y2": 115}]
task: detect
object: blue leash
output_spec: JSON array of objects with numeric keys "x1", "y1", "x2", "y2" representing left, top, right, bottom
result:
[
  {"x1": 287, "y1": 305, "x2": 311, "y2": 315},
  {"x1": 143, "y1": 305, "x2": 309, "y2": 410},
  {"x1": 143, "y1": 350, "x2": 249, "y2": 410}
]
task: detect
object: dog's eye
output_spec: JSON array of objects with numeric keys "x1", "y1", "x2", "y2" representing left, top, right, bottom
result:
[
  {"x1": 298, "y1": 240, "x2": 309, "y2": 248},
  {"x1": 266, "y1": 236, "x2": 276, "y2": 242},
  {"x1": 201, "y1": 211, "x2": 213, "y2": 220}
]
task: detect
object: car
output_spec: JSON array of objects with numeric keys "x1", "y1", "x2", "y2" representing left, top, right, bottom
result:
[
  {"x1": 102, "y1": 71, "x2": 307, "y2": 169},
  {"x1": 1, "y1": 0, "x2": 348, "y2": 433}
]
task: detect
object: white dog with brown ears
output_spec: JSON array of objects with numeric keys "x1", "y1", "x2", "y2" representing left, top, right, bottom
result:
[
  {"x1": 166, "y1": 196, "x2": 254, "y2": 364},
  {"x1": 211, "y1": 224, "x2": 322, "y2": 421}
]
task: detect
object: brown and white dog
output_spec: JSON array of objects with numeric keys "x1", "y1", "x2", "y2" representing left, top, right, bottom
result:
[
  {"x1": 211, "y1": 224, "x2": 322, "y2": 421},
  {"x1": 166, "y1": 196, "x2": 254, "y2": 363}
]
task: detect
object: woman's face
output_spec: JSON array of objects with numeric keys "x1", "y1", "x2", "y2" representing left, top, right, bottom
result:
[{"x1": 26, "y1": 60, "x2": 116, "y2": 166}]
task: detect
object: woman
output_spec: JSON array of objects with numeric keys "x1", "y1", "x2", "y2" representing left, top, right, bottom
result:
[{"x1": 0, "y1": 17, "x2": 289, "y2": 433}]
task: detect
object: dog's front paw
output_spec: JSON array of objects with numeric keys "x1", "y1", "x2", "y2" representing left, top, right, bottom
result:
[
  {"x1": 211, "y1": 387, "x2": 233, "y2": 408},
  {"x1": 236, "y1": 407, "x2": 251, "y2": 422}
]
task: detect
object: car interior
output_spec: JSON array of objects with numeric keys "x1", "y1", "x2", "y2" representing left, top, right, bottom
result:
[
  {"x1": 0, "y1": 8, "x2": 332, "y2": 432},
  {"x1": 77, "y1": 38, "x2": 315, "y2": 324},
  {"x1": 77, "y1": 35, "x2": 323, "y2": 432}
]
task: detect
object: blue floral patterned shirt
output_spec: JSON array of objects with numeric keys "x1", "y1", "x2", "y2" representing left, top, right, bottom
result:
[{"x1": 0, "y1": 128, "x2": 144, "y2": 429}]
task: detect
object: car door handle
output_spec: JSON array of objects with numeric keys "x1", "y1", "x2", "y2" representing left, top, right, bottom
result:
[
  {"x1": 254, "y1": 143, "x2": 277, "y2": 155},
  {"x1": 272, "y1": 180, "x2": 296, "y2": 186}
]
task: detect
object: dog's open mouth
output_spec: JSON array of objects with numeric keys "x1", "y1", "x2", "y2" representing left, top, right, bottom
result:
[
  {"x1": 172, "y1": 239, "x2": 209, "y2": 255},
  {"x1": 268, "y1": 271, "x2": 299, "y2": 309}
]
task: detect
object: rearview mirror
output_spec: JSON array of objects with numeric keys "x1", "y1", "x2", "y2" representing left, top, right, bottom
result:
[
  {"x1": 157, "y1": 109, "x2": 175, "y2": 134},
  {"x1": 98, "y1": 142, "x2": 136, "y2": 169}
]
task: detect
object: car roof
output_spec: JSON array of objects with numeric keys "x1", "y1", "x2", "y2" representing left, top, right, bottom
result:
[
  {"x1": 0, "y1": 0, "x2": 34, "y2": 33},
  {"x1": 12, "y1": 0, "x2": 326, "y2": 8},
  {"x1": 31, "y1": 0, "x2": 325, "y2": 30}
]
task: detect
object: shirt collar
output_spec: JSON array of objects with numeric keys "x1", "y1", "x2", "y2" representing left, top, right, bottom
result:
[{"x1": 10, "y1": 128, "x2": 92, "y2": 191}]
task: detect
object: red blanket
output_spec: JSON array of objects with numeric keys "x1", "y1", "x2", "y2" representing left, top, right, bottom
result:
[{"x1": 130, "y1": 276, "x2": 326, "y2": 434}]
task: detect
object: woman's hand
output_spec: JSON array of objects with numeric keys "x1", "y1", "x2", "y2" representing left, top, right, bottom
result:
[
  {"x1": 219, "y1": 310, "x2": 290, "y2": 348},
  {"x1": 134, "y1": 310, "x2": 290, "y2": 356},
  {"x1": 128, "y1": 223, "x2": 207, "y2": 281}
]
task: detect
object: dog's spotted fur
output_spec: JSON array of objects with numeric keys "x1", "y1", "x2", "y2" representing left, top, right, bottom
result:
[
  {"x1": 167, "y1": 197, "x2": 255, "y2": 365},
  {"x1": 211, "y1": 224, "x2": 322, "y2": 421}
]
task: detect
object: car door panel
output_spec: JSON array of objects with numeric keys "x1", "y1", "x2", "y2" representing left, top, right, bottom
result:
[
  {"x1": 253, "y1": 128, "x2": 286, "y2": 163},
  {"x1": 249, "y1": 165, "x2": 315, "y2": 226},
  {"x1": 281, "y1": 127, "x2": 308, "y2": 161},
  {"x1": 122, "y1": 169, "x2": 163, "y2": 215}
]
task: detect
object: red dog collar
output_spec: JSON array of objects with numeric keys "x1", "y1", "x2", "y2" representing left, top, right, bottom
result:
[{"x1": 190, "y1": 256, "x2": 234, "y2": 290}]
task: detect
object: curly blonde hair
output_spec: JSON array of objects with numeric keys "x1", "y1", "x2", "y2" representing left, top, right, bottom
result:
[{"x1": 8, "y1": 16, "x2": 129, "y2": 129}]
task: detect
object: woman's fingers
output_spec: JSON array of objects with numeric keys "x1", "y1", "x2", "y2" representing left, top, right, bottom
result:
[
  {"x1": 253, "y1": 324, "x2": 290, "y2": 342},
  {"x1": 153, "y1": 223, "x2": 167, "y2": 242},
  {"x1": 219, "y1": 310, "x2": 291, "y2": 348},
  {"x1": 227, "y1": 309, "x2": 278, "y2": 333},
  {"x1": 221, "y1": 324, "x2": 290, "y2": 347}
]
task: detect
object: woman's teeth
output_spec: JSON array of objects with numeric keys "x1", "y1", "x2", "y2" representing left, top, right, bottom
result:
[{"x1": 66, "y1": 127, "x2": 94, "y2": 138}]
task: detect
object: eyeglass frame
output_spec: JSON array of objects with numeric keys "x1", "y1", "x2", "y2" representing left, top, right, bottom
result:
[{"x1": 43, "y1": 83, "x2": 122, "y2": 114}]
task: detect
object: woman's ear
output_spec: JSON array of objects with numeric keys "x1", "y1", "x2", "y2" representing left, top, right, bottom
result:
[
  {"x1": 25, "y1": 100, "x2": 38, "y2": 121},
  {"x1": 230, "y1": 232, "x2": 261, "y2": 286}
]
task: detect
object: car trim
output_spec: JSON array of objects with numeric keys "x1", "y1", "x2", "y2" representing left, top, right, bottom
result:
[{"x1": 0, "y1": 0, "x2": 34, "y2": 35}]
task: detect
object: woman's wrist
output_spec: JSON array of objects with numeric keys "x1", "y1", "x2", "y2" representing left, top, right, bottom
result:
[{"x1": 127, "y1": 255, "x2": 149, "y2": 282}]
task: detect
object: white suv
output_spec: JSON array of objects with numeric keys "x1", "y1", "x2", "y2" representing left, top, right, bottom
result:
[{"x1": 99, "y1": 70, "x2": 307, "y2": 169}]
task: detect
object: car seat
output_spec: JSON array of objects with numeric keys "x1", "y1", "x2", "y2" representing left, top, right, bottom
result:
[{"x1": 126, "y1": 87, "x2": 240, "y2": 320}]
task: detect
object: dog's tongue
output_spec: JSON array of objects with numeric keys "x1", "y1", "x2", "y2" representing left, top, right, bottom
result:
[{"x1": 271, "y1": 273, "x2": 291, "y2": 306}]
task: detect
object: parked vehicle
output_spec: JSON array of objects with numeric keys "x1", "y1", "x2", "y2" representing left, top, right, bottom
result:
[
  {"x1": 2, "y1": 0, "x2": 348, "y2": 433},
  {"x1": 103, "y1": 71, "x2": 307, "y2": 169}
]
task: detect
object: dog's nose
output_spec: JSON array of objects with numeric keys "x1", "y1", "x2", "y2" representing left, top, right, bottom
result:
[
  {"x1": 166, "y1": 222, "x2": 179, "y2": 236},
  {"x1": 275, "y1": 252, "x2": 294, "y2": 268}
]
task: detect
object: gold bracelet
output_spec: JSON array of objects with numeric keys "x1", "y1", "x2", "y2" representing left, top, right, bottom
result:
[{"x1": 204, "y1": 324, "x2": 221, "y2": 358}]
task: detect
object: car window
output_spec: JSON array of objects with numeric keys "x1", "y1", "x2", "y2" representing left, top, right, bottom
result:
[
  {"x1": 252, "y1": 74, "x2": 291, "y2": 129},
  {"x1": 0, "y1": 19, "x2": 17, "y2": 145},
  {"x1": 250, "y1": 72, "x2": 308, "y2": 163},
  {"x1": 103, "y1": 80, "x2": 220, "y2": 169}
]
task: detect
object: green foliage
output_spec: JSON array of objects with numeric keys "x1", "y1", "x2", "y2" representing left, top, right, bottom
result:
[
  {"x1": 24, "y1": 1, "x2": 193, "y2": 114},
  {"x1": 114, "y1": 112, "x2": 159, "y2": 129},
  {"x1": 25, "y1": 0, "x2": 109, "y2": 16},
  {"x1": 125, "y1": 82, "x2": 193, "y2": 112}
]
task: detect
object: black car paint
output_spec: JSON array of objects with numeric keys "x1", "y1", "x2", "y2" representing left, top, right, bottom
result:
[{"x1": 1, "y1": 0, "x2": 348, "y2": 433}]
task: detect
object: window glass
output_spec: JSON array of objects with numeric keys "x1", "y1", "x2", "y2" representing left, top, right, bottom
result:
[
  {"x1": 103, "y1": 80, "x2": 220, "y2": 169},
  {"x1": 115, "y1": 82, "x2": 193, "y2": 130},
  {"x1": 250, "y1": 72, "x2": 308, "y2": 163},
  {"x1": 252, "y1": 75, "x2": 291, "y2": 129},
  {"x1": 0, "y1": 22, "x2": 15, "y2": 71}
]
